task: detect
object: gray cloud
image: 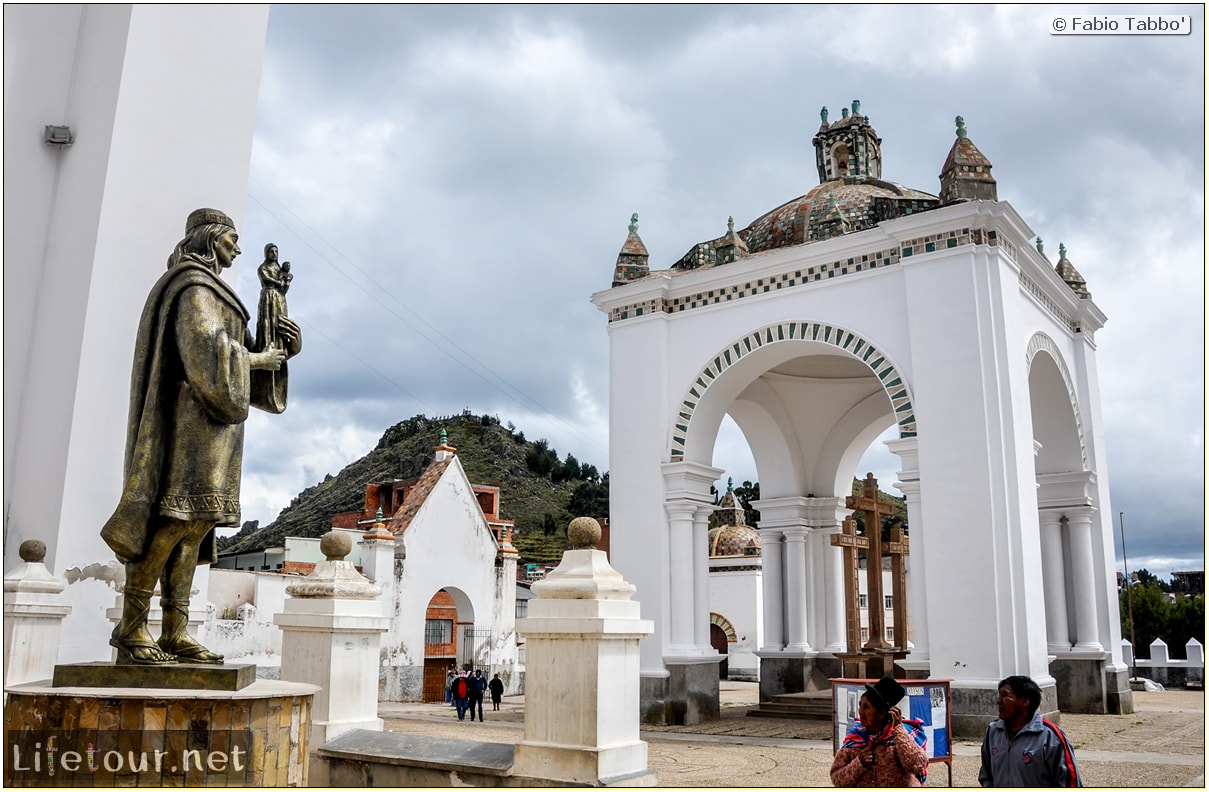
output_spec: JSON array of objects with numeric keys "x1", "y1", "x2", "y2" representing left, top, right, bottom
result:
[{"x1": 233, "y1": 4, "x2": 1205, "y2": 582}]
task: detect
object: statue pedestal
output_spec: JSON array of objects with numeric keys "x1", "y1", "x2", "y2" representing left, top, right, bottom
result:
[
  {"x1": 836, "y1": 651, "x2": 906, "y2": 680},
  {"x1": 3, "y1": 679, "x2": 318, "y2": 787},
  {"x1": 512, "y1": 546, "x2": 656, "y2": 786}
]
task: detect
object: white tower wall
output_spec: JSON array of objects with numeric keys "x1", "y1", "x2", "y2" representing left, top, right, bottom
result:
[{"x1": 3, "y1": 4, "x2": 271, "y2": 662}]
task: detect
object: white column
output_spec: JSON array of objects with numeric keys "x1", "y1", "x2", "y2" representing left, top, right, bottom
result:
[
  {"x1": 783, "y1": 527, "x2": 811, "y2": 651},
  {"x1": 887, "y1": 437, "x2": 930, "y2": 668},
  {"x1": 760, "y1": 529, "x2": 785, "y2": 651},
  {"x1": 665, "y1": 501, "x2": 697, "y2": 653},
  {"x1": 1038, "y1": 510, "x2": 1071, "y2": 652},
  {"x1": 1066, "y1": 510, "x2": 1103, "y2": 651},
  {"x1": 692, "y1": 505, "x2": 712, "y2": 652},
  {"x1": 821, "y1": 523, "x2": 847, "y2": 653},
  {"x1": 806, "y1": 528, "x2": 826, "y2": 651}
]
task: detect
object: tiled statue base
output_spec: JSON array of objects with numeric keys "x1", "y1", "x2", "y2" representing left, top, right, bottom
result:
[{"x1": 3, "y1": 679, "x2": 318, "y2": 787}]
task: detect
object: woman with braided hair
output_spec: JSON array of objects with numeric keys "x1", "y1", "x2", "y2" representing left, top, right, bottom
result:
[{"x1": 830, "y1": 676, "x2": 929, "y2": 787}]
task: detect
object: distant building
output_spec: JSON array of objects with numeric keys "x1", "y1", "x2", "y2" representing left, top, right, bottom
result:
[
  {"x1": 207, "y1": 433, "x2": 522, "y2": 701},
  {"x1": 1172, "y1": 571, "x2": 1204, "y2": 596}
]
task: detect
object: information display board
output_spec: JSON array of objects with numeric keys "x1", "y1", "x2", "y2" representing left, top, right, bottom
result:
[{"x1": 831, "y1": 678, "x2": 953, "y2": 785}]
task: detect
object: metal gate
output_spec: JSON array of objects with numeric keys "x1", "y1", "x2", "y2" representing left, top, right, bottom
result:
[{"x1": 459, "y1": 626, "x2": 493, "y2": 671}]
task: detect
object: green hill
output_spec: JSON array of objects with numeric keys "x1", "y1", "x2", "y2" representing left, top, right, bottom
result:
[{"x1": 218, "y1": 412, "x2": 607, "y2": 565}]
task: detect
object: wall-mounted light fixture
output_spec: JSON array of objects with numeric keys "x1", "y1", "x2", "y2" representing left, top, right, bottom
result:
[{"x1": 43, "y1": 125, "x2": 74, "y2": 146}]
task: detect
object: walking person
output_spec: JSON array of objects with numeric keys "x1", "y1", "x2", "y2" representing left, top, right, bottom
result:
[
  {"x1": 451, "y1": 670, "x2": 471, "y2": 721},
  {"x1": 469, "y1": 669, "x2": 486, "y2": 721},
  {"x1": 830, "y1": 676, "x2": 929, "y2": 787},
  {"x1": 489, "y1": 673, "x2": 504, "y2": 711},
  {"x1": 979, "y1": 675, "x2": 1083, "y2": 787}
]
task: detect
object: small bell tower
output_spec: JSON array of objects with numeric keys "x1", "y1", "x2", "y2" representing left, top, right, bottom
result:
[{"x1": 812, "y1": 99, "x2": 883, "y2": 183}]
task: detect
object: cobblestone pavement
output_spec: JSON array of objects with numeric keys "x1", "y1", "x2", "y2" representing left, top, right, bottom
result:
[{"x1": 379, "y1": 686, "x2": 1205, "y2": 787}]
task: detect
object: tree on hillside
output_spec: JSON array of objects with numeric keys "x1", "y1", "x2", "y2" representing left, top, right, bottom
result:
[{"x1": 567, "y1": 476, "x2": 609, "y2": 519}]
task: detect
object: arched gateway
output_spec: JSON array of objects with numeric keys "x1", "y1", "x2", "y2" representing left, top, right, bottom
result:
[{"x1": 592, "y1": 104, "x2": 1132, "y2": 735}]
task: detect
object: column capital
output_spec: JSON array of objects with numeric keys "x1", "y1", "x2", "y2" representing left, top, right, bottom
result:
[
  {"x1": 661, "y1": 460, "x2": 724, "y2": 503},
  {"x1": 664, "y1": 500, "x2": 700, "y2": 520},
  {"x1": 1036, "y1": 471, "x2": 1098, "y2": 509}
]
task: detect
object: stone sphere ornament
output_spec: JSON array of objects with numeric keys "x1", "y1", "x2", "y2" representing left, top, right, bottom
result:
[
  {"x1": 320, "y1": 530, "x2": 352, "y2": 561},
  {"x1": 19, "y1": 539, "x2": 46, "y2": 563},
  {"x1": 567, "y1": 517, "x2": 602, "y2": 550}
]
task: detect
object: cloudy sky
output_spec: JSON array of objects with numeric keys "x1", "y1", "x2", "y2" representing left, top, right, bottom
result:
[{"x1": 233, "y1": 4, "x2": 1204, "y2": 580}]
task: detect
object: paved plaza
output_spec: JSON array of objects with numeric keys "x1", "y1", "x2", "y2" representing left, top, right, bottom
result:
[{"x1": 378, "y1": 682, "x2": 1205, "y2": 787}]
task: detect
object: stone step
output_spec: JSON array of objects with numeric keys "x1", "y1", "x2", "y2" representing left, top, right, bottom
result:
[{"x1": 747, "y1": 691, "x2": 833, "y2": 720}]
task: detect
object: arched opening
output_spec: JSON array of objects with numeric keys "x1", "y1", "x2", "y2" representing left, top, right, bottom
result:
[
  {"x1": 676, "y1": 322, "x2": 917, "y2": 672},
  {"x1": 1027, "y1": 338, "x2": 1096, "y2": 656},
  {"x1": 421, "y1": 587, "x2": 476, "y2": 702}
]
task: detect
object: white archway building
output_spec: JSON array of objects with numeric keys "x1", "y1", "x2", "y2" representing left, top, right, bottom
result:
[{"x1": 592, "y1": 104, "x2": 1131, "y2": 735}]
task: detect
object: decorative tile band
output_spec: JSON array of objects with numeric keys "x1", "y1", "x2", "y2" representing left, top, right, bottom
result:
[
  {"x1": 669, "y1": 321, "x2": 917, "y2": 461},
  {"x1": 1025, "y1": 332, "x2": 1088, "y2": 470},
  {"x1": 609, "y1": 226, "x2": 1003, "y2": 322}
]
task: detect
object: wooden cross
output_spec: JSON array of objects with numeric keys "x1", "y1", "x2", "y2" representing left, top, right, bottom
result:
[
  {"x1": 830, "y1": 516, "x2": 868, "y2": 654},
  {"x1": 846, "y1": 472, "x2": 898, "y2": 651},
  {"x1": 884, "y1": 518, "x2": 910, "y2": 652}
]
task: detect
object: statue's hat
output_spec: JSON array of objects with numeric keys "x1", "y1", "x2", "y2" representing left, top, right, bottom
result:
[{"x1": 186, "y1": 208, "x2": 234, "y2": 234}]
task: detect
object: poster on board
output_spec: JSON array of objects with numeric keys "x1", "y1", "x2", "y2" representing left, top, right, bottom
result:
[{"x1": 831, "y1": 678, "x2": 952, "y2": 763}]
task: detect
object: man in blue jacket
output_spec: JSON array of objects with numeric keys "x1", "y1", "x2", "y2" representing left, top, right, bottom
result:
[
  {"x1": 469, "y1": 669, "x2": 487, "y2": 721},
  {"x1": 979, "y1": 675, "x2": 1083, "y2": 787}
]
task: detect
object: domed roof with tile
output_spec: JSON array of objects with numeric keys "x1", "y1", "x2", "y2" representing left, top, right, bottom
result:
[
  {"x1": 708, "y1": 523, "x2": 762, "y2": 558},
  {"x1": 708, "y1": 478, "x2": 761, "y2": 557},
  {"x1": 740, "y1": 178, "x2": 937, "y2": 252},
  {"x1": 669, "y1": 101, "x2": 939, "y2": 271}
]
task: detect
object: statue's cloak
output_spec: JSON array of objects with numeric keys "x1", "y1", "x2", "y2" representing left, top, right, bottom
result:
[{"x1": 101, "y1": 260, "x2": 287, "y2": 564}]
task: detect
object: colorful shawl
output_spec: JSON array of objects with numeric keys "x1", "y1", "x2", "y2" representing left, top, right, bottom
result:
[{"x1": 842, "y1": 717, "x2": 930, "y2": 782}]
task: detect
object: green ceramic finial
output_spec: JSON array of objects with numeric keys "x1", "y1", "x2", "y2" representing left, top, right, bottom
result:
[
  {"x1": 1059, "y1": 243, "x2": 1067, "y2": 259},
  {"x1": 841, "y1": 106, "x2": 849, "y2": 119},
  {"x1": 440, "y1": 428, "x2": 448, "y2": 445},
  {"x1": 375, "y1": 506, "x2": 384, "y2": 521},
  {"x1": 727, "y1": 216, "x2": 735, "y2": 235},
  {"x1": 629, "y1": 213, "x2": 639, "y2": 233},
  {"x1": 956, "y1": 116, "x2": 967, "y2": 138},
  {"x1": 851, "y1": 99, "x2": 861, "y2": 116},
  {"x1": 727, "y1": 477, "x2": 734, "y2": 493},
  {"x1": 1035, "y1": 237, "x2": 1044, "y2": 254},
  {"x1": 820, "y1": 106, "x2": 829, "y2": 124}
]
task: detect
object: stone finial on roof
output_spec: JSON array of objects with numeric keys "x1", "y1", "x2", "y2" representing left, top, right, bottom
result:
[
  {"x1": 939, "y1": 116, "x2": 997, "y2": 204},
  {"x1": 717, "y1": 215, "x2": 750, "y2": 264},
  {"x1": 1036, "y1": 237, "x2": 1045, "y2": 255},
  {"x1": 851, "y1": 99, "x2": 861, "y2": 116},
  {"x1": 1055, "y1": 243, "x2": 1092, "y2": 299},
  {"x1": 820, "y1": 106, "x2": 829, "y2": 125},
  {"x1": 841, "y1": 106, "x2": 849, "y2": 119},
  {"x1": 727, "y1": 477, "x2": 734, "y2": 493},
  {"x1": 612, "y1": 211, "x2": 650, "y2": 287}
]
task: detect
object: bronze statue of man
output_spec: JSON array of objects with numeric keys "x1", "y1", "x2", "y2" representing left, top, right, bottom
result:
[{"x1": 101, "y1": 208, "x2": 301, "y2": 664}]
